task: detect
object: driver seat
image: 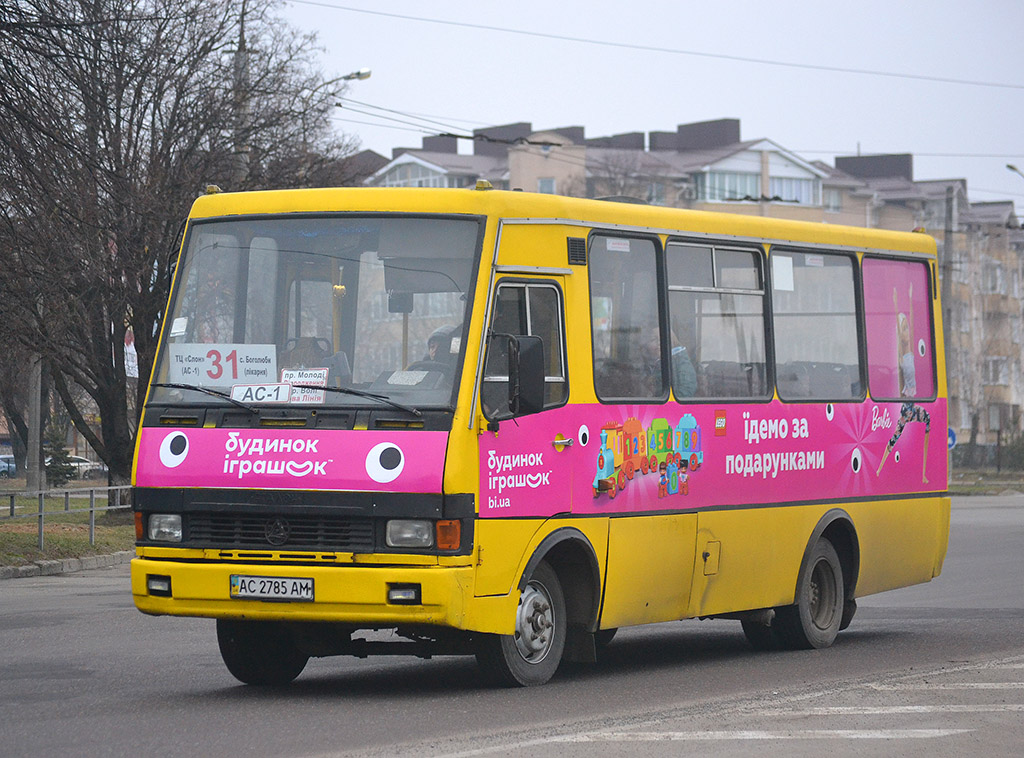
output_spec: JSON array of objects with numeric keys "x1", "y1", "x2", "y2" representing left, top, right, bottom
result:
[{"x1": 280, "y1": 337, "x2": 330, "y2": 369}]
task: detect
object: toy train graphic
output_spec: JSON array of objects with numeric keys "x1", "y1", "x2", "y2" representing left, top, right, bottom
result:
[{"x1": 593, "y1": 414, "x2": 703, "y2": 499}]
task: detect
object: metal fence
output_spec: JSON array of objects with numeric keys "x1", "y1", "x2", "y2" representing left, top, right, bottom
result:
[{"x1": 3, "y1": 485, "x2": 132, "y2": 550}]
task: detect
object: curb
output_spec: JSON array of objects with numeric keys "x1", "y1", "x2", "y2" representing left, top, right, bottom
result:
[{"x1": 0, "y1": 550, "x2": 133, "y2": 580}]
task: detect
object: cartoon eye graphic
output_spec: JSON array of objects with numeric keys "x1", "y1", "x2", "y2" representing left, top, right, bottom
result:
[
  {"x1": 578, "y1": 424, "x2": 591, "y2": 447},
  {"x1": 159, "y1": 431, "x2": 189, "y2": 468},
  {"x1": 918, "y1": 338, "x2": 927, "y2": 357},
  {"x1": 894, "y1": 450, "x2": 901, "y2": 464},
  {"x1": 825, "y1": 403, "x2": 835, "y2": 421},
  {"x1": 850, "y1": 447, "x2": 862, "y2": 474},
  {"x1": 366, "y1": 442, "x2": 404, "y2": 483}
]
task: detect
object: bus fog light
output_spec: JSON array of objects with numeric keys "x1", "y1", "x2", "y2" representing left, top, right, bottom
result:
[
  {"x1": 386, "y1": 520, "x2": 433, "y2": 548},
  {"x1": 387, "y1": 584, "x2": 421, "y2": 604},
  {"x1": 147, "y1": 575, "x2": 172, "y2": 597},
  {"x1": 148, "y1": 514, "x2": 182, "y2": 542}
]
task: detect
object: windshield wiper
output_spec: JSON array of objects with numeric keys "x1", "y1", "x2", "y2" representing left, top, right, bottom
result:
[
  {"x1": 152, "y1": 381, "x2": 422, "y2": 418},
  {"x1": 290, "y1": 384, "x2": 422, "y2": 417},
  {"x1": 150, "y1": 382, "x2": 259, "y2": 413}
]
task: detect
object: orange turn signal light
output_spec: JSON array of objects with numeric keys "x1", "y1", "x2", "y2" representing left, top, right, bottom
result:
[
  {"x1": 435, "y1": 519, "x2": 461, "y2": 550},
  {"x1": 134, "y1": 511, "x2": 144, "y2": 541}
]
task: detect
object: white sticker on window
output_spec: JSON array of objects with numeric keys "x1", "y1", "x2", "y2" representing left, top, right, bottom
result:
[
  {"x1": 170, "y1": 317, "x2": 188, "y2": 337},
  {"x1": 388, "y1": 371, "x2": 428, "y2": 385},
  {"x1": 166, "y1": 344, "x2": 276, "y2": 384},
  {"x1": 772, "y1": 255, "x2": 794, "y2": 292},
  {"x1": 281, "y1": 367, "x2": 328, "y2": 404}
]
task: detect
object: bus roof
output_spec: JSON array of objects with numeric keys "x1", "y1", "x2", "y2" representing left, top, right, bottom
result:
[{"x1": 187, "y1": 187, "x2": 937, "y2": 257}]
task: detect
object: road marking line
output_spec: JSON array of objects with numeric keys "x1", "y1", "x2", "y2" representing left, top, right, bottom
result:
[
  {"x1": 784, "y1": 704, "x2": 1024, "y2": 715},
  {"x1": 442, "y1": 729, "x2": 971, "y2": 754},
  {"x1": 868, "y1": 682, "x2": 1024, "y2": 690},
  {"x1": 550, "y1": 730, "x2": 971, "y2": 741}
]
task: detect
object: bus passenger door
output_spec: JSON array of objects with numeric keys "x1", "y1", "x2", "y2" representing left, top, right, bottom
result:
[{"x1": 478, "y1": 278, "x2": 580, "y2": 521}]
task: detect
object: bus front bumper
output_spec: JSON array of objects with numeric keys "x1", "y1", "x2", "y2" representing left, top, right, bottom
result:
[{"x1": 131, "y1": 556, "x2": 515, "y2": 633}]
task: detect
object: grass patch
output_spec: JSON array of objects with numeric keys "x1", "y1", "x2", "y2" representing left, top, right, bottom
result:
[
  {"x1": 947, "y1": 469, "x2": 1024, "y2": 496},
  {"x1": 0, "y1": 489, "x2": 134, "y2": 567},
  {"x1": 0, "y1": 521, "x2": 134, "y2": 567}
]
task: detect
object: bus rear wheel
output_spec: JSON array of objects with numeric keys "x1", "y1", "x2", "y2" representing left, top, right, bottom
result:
[
  {"x1": 476, "y1": 560, "x2": 566, "y2": 686},
  {"x1": 773, "y1": 538, "x2": 844, "y2": 650},
  {"x1": 216, "y1": 619, "x2": 309, "y2": 686}
]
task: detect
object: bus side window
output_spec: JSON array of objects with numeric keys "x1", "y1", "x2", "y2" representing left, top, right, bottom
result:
[
  {"x1": 590, "y1": 236, "x2": 667, "y2": 401},
  {"x1": 667, "y1": 243, "x2": 769, "y2": 400},
  {"x1": 772, "y1": 251, "x2": 861, "y2": 401},
  {"x1": 862, "y1": 258, "x2": 935, "y2": 400},
  {"x1": 482, "y1": 282, "x2": 567, "y2": 418}
]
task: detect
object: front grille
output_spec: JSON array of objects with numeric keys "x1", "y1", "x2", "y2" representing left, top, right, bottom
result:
[{"x1": 188, "y1": 513, "x2": 374, "y2": 551}]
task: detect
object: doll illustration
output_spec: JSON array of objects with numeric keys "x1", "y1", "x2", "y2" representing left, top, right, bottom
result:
[{"x1": 876, "y1": 283, "x2": 930, "y2": 482}]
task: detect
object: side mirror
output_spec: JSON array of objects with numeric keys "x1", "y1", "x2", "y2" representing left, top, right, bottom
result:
[
  {"x1": 388, "y1": 291, "x2": 413, "y2": 313},
  {"x1": 509, "y1": 335, "x2": 544, "y2": 417}
]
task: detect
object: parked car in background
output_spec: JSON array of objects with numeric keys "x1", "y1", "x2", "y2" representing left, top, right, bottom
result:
[
  {"x1": 0, "y1": 455, "x2": 16, "y2": 478},
  {"x1": 67, "y1": 455, "x2": 108, "y2": 480},
  {"x1": 45, "y1": 454, "x2": 108, "y2": 480}
]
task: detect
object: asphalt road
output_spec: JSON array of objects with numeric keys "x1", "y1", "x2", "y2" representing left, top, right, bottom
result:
[{"x1": 1, "y1": 495, "x2": 1021, "y2": 757}]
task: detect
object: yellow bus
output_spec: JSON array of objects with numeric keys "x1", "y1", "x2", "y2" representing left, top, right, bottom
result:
[{"x1": 131, "y1": 185, "x2": 950, "y2": 686}]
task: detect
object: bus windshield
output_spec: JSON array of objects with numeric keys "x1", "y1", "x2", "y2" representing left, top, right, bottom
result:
[{"x1": 150, "y1": 214, "x2": 481, "y2": 412}]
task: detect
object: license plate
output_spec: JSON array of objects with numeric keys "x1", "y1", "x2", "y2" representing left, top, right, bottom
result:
[{"x1": 230, "y1": 575, "x2": 314, "y2": 602}]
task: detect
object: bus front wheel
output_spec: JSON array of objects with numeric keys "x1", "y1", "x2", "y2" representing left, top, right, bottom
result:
[
  {"x1": 773, "y1": 538, "x2": 844, "y2": 650},
  {"x1": 216, "y1": 619, "x2": 309, "y2": 686},
  {"x1": 476, "y1": 560, "x2": 566, "y2": 686}
]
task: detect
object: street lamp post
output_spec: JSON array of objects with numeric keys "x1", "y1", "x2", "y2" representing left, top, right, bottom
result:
[{"x1": 342, "y1": 68, "x2": 371, "y2": 81}]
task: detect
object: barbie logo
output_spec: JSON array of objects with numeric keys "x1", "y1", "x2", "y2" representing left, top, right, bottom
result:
[{"x1": 871, "y1": 406, "x2": 892, "y2": 431}]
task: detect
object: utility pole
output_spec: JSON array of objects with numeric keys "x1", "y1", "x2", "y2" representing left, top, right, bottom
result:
[
  {"x1": 942, "y1": 186, "x2": 955, "y2": 475},
  {"x1": 26, "y1": 354, "x2": 42, "y2": 492},
  {"x1": 942, "y1": 185, "x2": 954, "y2": 361},
  {"x1": 232, "y1": 0, "x2": 251, "y2": 187}
]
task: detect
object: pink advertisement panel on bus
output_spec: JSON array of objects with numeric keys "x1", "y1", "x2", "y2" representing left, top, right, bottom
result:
[
  {"x1": 478, "y1": 399, "x2": 946, "y2": 519},
  {"x1": 135, "y1": 427, "x2": 448, "y2": 493}
]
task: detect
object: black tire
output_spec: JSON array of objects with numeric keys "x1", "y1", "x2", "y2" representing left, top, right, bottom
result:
[
  {"x1": 476, "y1": 560, "x2": 566, "y2": 687},
  {"x1": 216, "y1": 620, "x2": 309, "y2": 686},
  {"x1": 740, "y1": 618, "x2": 780, "y2": 651},
  {"x1": 839, "y1": 598, "x2": 857, "y2": 631},
  {"x1": 773, "y1": 539, "x2": 844, "y2": 650},
  {"x1": 594, "y1": 628, "x2": 617, "y2": 648}
]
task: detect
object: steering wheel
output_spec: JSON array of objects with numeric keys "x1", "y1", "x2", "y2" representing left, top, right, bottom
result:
[
  {"x1": 282, "y1": 337, "x2": 332, "y2": 354},
  {"x1": 406, "y1": 360, "x2": 452, "y2": 375}
]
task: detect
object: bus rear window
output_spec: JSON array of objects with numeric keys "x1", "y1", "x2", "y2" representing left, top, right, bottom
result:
[{"x1": 863, "y1": 258, "x2": 935, "y2": 400}]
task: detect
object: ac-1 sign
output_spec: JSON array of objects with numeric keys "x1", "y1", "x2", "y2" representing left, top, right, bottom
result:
[{"x1": 230, "y1": 383, "x2": 291, "y2": 404}]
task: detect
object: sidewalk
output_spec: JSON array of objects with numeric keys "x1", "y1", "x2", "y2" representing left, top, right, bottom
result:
[{"x1": 0, "y1": 550, "x2": 133, "y2": 580}]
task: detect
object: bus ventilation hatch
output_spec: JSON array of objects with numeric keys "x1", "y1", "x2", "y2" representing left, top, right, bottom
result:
[{"x1": 567, "y1": 237, "x2": 587, "y2": 266}]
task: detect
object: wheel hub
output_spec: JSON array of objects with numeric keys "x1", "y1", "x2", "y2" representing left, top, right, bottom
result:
[
  {"x1": 809, "y1": 559, "x2": 836, "y2": 630},
  {"x1": 514, "y1": 581, "x2": 554, "y2": 663}
]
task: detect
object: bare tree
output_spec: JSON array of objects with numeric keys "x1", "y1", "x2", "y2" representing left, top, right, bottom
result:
[
  {"x1": 587, "y1": 149, "x2": 645, "y2": 199},
  {"x1": 0, "y1": 0, "x2": 359, "y2": 482}
]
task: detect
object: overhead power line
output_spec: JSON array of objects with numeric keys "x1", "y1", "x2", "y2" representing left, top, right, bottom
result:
[
  {"x1": 798, "y1": 150, "x2": 1024, "y2": 159},
  {"x1": 336, "y1": 100, "x2": 570, "y2": 148},
  {"x1": 292, "y1": 0, "x2": 1024, "y2": 91}
]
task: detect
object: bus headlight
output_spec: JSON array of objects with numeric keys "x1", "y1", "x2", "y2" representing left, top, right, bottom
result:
[
  {"x1": 147, "y1": 514, "x2": 182, "y2": 542},
  {"x1": 386, "y1": 519, "x2": 433, "y2": 548}
]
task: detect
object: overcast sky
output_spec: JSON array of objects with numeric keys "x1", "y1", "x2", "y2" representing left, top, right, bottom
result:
[{"x1": 282, "y1": 0, "x2": 1024, "y2": 215}]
